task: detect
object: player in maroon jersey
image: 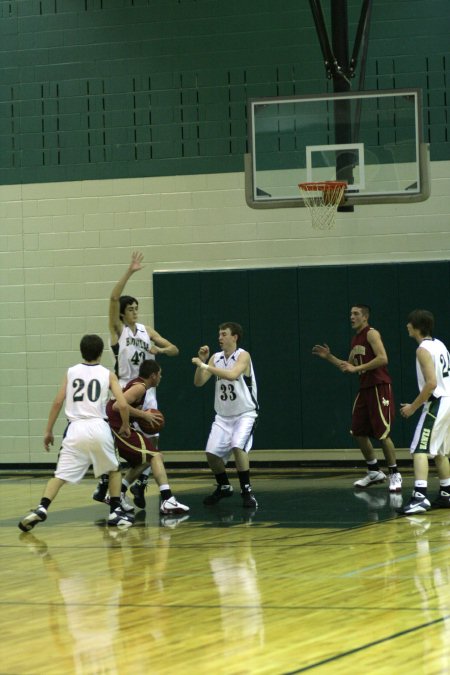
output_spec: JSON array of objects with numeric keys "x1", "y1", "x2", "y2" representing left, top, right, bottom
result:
[
  {"x1": 102, "y1": 359, "x2": 189, "y2": 517},
  {"x1": 313, "y1": 304, "x2": 402, "y2": 495}
]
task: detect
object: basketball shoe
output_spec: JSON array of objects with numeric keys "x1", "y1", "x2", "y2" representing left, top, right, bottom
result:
[
  {"x1": 388, "y1": 472, "x2": 402, "y2": 493},
  {"x1": 130, "y1": 478, "x2": 148, "y2": 509},
  {"x1": 203, "y1": 484, "x2": 233, "y2": 505},
  {"x1": 400, "y1": 491, "x2": 431, "y2": 515},
  {"x1": 431, "y1": 490, "x2": 450, "y2": 509},
  {"x1": 107, "y1": 507, "x2": 134, "y2": 528},
  {"x1": 18, "y1": 506, "x2": 48, "y2": 532},
  {"x1": 160, "y1": 496, "x2": 190, "y2": 515},
  {"x1": 353, "y1": 470, "x2": 386, "y2": 488},
  {"x1": 92, "y1": 475, "x2": 109, "y2": 503},
  {"x1": 102, "y1": 492, "x2": 135, "y2": 514},
  {"x1": 119, "y1": 494, "x2": 135, "y2": 513},
  {"x1": 241, "y1": 485, "x2": 258, "y2": 508}
]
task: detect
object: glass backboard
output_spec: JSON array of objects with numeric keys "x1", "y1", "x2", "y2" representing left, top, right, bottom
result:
[{"x1": 246, "y1": 89, "x2": 430, "y2": 208}]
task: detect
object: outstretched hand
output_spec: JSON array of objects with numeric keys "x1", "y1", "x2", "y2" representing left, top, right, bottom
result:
[
  {"x1": 312, "y1": 343, "x2": 330, "y2": 359},
  {"x1": 129, "y1": 251, "x2": 144, "y2": 274}
]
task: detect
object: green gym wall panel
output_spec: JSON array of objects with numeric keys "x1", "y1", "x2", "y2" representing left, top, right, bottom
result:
[
  {"x1": 155, "y1": 261, "x2": 450, "y2": 452},
  {"x1": 1, "y1": 1, "x2": 449, "y2": 183},
  {"x1": 152, "y1": 271, "x2": 205, "y2": 452},
  {"x1": 198, "y1": 270, "x2": 250, "y2": 341},
  {"x1": 248, "y1": 267, "x2": 302, "y2": 450},
  {"x1": 430, "y1": 142, "x2": 450, "y2": 161},
  {"x1": 298, "y1": 266, "x2": 353, "y2": 450}
]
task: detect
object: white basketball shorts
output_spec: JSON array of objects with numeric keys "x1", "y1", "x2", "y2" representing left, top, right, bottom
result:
[
  {"x1": 205, "y1": 413, "x2": 257, "y2": 462},
  {"x1": 55, "y1": 418, "x2": 119, "y2": 483},
  {"x1": 410, "y1": 396, "x2": 450, "y2": 457}
]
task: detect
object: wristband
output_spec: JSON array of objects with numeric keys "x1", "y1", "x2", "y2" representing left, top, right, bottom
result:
[{"x1": 200, "y1": 362, "x2": 209, "y2": 370}]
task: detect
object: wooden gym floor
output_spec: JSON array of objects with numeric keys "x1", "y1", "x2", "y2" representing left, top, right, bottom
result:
[{"x1": 2, "y1": 467, "x2": 450, "y2": 675}]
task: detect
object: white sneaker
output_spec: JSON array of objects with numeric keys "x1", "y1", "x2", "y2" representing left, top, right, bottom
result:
[
  {"x1": 160, "y1": 496, "x2": 190, "y2": 515},
  {"x1": 353, "y1": 470, "x2": 386, "y2": 488},
  {"x1": 103, "y1": 492, "x2": 135, "y2": 513},
  {"x1": 389, "y1": 472, "x2": 402, "y2": 493},
  {"x1": 120, "y1": 494, "x2": 135, "y2": 513}
]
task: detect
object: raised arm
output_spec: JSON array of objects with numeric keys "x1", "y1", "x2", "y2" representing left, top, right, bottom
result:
[{"x1": 109, "y1": 251, "x2": 144, "y2": 343}]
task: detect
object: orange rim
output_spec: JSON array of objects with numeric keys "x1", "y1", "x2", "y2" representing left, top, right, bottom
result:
[{"x1": 298, "y1": 181, "x2": 347, "y2": 192}]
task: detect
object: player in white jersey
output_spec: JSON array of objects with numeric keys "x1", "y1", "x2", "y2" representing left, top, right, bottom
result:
[
  {"x1": 192, "y1": 322, "x2": 259, "y2": 508},
  {"x1": 93, "y1": 251, "x2": 179, "y2": 510},
  {"x1": 400, "y1": 310, "x2": 450, "y2": 514},
  {"x1": 19, "y1": 335, "x2": 133, "y2": 532}
]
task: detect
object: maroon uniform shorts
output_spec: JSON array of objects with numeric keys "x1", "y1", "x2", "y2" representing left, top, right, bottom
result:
[
  {"x1": 351, "y1": 382, "x2": 395, "y2": 440},
  {"x1": 110, "y1": 427, "x2": 159, "y2": 467}
]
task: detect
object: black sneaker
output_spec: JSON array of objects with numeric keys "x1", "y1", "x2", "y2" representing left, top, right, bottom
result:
[
  {"x1": 431, "y1": 490, "x2": 450, "y2": 509},
  {"x1": 203, "y1": 484, "x2": 233, "y2": 505},
  {"x1": 92, "y1": 475, "x2": 109, "y2": 503},
  {"x1": 241, "y1": 486, "x2": 258, "y2": 508},
  {"x1": 18, "y1": 506, "x2": 48, "y2": 532},
  {"x1": 130, "y1": 479, "x2": 148, "y2": 509}
]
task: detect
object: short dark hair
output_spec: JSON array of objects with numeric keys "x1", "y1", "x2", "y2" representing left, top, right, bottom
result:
[
  {"x1": 219, "y1": 322, "x2": 243, "y2": 343},
  {"x1": 353, "y1": 304, "x2": 371, "y2": 317},
  {"x1": 139, "y1": 359, "x2": 161, "y2": 378},
  {"x1": 80, "y1": 334, "x2": 104, "y2": 361},
  {"x1": 407, "y1": 309, "x2": 434, "y2": 337},
  {"x1": 120, "y1": 295, "x2": 138, "y2": 318}
]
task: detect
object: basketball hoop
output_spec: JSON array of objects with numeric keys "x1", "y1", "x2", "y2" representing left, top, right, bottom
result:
[{"x1": 298, "y1": 181, "x2": 347, "y2": 230}]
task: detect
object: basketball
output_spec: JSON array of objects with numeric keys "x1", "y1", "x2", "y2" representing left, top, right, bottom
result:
[{"x1": 135, "y1": 409, "x2": 165, "y2": 435}]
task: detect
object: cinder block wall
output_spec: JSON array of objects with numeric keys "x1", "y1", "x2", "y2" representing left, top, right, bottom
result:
[{"x1": 2, "y1": 162, "x2": 450, "y2": 462}]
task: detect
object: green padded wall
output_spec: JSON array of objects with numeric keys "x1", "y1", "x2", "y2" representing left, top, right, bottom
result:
[
  {"x1": 1, "y1": 0, "x2": 449, "y2": 184},
  {"x1": 154, "y1": 261, "x2": 450, "y2": 451}
]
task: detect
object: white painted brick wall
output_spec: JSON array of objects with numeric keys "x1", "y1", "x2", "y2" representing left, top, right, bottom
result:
[{"x1": 1, "y1": 161, "x2": 449, "y2": 463}]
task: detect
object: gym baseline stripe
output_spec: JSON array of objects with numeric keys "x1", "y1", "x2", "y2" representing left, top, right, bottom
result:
[{"x1": 283, "y1": 614, "x2": 449, "y2": 673}]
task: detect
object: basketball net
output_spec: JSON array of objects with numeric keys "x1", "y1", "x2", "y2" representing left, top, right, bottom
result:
[{"x1": 298, "y1": 181, "x2": 347, "y2": 230}]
